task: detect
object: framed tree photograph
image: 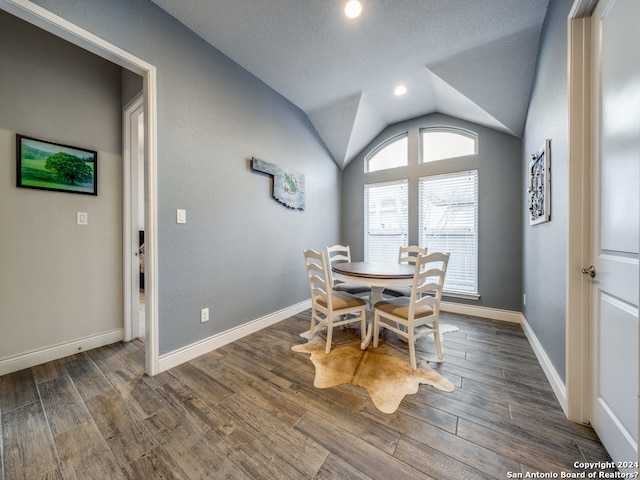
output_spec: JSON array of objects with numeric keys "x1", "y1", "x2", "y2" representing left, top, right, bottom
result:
[
  {"x1": 16, "y1": 134, "x2": 97, "y2": 196},
  {"x1": 528, "y1": 139, "x2": 550, "y2": 225}
]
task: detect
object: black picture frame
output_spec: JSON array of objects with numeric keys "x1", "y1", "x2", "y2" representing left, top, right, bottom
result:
[{"x1": 16, "y1": 134, "x2": 97, "y2": 196}]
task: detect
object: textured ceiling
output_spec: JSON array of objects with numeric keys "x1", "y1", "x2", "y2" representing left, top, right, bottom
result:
[{"x1": 150, "y1": 0, "x2": 550, "y2": 169}]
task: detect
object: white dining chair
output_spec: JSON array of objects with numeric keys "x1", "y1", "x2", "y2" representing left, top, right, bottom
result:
[
  {"x1": 382, "y1": 245, "x2": 427, "y2": 298},
  {"x1": 326, "y1": 244, "x2": 371, "y2": 303},
  {"x1": 303, "y1": 249, "x2": 367, "y2": 354},
  {"x1": 373, "y1": 252, "x2": 449, "y2": 369}
]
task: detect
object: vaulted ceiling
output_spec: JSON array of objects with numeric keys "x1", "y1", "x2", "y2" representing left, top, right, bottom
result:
[{"x1": 150, "y1": 0, "x2": 550, "y2": 169}]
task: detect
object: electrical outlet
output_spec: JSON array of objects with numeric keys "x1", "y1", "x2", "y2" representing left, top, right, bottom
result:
[{"x1": 200, "y1": 307, "x2": 209, "y2": 323}]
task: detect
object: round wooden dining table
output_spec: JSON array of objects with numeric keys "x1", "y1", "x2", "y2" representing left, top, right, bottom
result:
[{"x1": 331, "y1": 261, "x2": 415, "y2": 348}]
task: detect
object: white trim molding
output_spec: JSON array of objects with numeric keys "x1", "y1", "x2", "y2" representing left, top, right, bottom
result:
[
  {"x1": 158, "y1": 300, "x2": 311, "y2": 373},
  {"x1": 566, "y1": 0, "x2": 596, "y2": 425},
  {"x1": 520, "y1": 313, "x2": 568, "y2": 415},
  {"x1": 0, "y1": 329, "x2": 123, "y2": 376},
  {"x1": 440, "y1": 302, "x2": 522, "y2": 324},
  {"x1": 122, "y1": 94, "x2": 145, "y2": 343}
]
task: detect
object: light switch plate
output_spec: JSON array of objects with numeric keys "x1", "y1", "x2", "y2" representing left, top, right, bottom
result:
[
  {"x1": 176, "y1": 209, "x2": 186, "y2": 224},
  {"x1": 77, "y1": 212, "x2": 88, "y2": 225}
]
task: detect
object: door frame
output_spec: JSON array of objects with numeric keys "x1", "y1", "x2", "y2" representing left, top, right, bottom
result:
[
  {"x1": 0, "y1": 0, "x2": 160, "y2": 375},
  {"x1": 123, "y1": 94, "x2": 144, "y2": 343},
  {"x1": 566, "y1": 0, "x2": 597, "y2": 424},
  {"x1": 567, "y1": 3, "x2": 640, "y2": 455}
]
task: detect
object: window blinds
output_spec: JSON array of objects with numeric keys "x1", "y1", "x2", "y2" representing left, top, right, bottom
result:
[
  {"x1": 364, "y1": 180, "x2": 408, "y2": 263},
  {"x1": 419, "y1": 170, "x2": 478, "y2": 294}
]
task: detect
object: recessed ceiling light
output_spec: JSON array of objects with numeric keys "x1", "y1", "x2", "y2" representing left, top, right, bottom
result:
[
  {"x1": 394, "y1": 85, "x2": 407, "y2": 96},
  {"x1": 345, "y1": 0, "x2": 362, "y2": 19}
]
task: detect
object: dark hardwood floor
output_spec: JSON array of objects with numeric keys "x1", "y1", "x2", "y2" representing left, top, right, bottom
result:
[{"x1": 0, "y1": 311, "x2": 613, "y2": 479}]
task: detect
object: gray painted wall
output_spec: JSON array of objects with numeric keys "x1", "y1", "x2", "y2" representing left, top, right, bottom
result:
[
  {"x1": 26, "y1": 0, "x2": 341, "y2": 356},
  {"x1": 342, "y1": 113, "x2": 523, "y2": 311},
  {"x1": 121, "y1": 69, "x2": 143, "y2": 108},
  {"x1": 2, "y1": 0, "x2": 573, "y2": 383},
  {"x1": 0, "y1": 12, "x2": 123, "y2": 358},
  {"x1": 521, "y1": 0, "x2": 572, "y2": 382}
]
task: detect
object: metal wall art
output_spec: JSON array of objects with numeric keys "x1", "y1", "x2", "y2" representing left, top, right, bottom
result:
[
  {"x1": 251, "y1": 157, "x2": 305, "y2": 210},
  {"x1": 528, "y1": 139, "x2": 550, "y2": 225}
]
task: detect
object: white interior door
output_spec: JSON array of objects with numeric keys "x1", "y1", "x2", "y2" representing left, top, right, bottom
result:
[
  {"x1": 590, "y1": 0, "x2": 639, "y2": 471},
  {"x1": 123, "y1": 94, "x2": 145, "y2": 342}
]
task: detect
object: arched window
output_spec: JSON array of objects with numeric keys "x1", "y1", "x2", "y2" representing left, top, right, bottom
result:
[
  {"x1": 365, "y1": 133, "x2": 408, "y2": 173},
  {"x1": 361, "y1": 125, "x2": 479, "y2": 296},
  {"x1": 420, "y1": 127, "x2": 477, "y2": 163}
]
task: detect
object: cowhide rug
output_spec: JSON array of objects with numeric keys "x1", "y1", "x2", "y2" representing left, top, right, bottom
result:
[{"x1": 292, "y1": 325, "x2": 457, "y2": 414}]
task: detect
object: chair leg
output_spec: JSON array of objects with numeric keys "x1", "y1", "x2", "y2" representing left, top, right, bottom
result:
[
  {"x1": 359, "y1": 310, "x2": 367, "y2": 345},
  {"x1": 373, "y1": 312, "x2": 380, "y2": 347},
  {"x1": 408, "y1": 326, "x2": 417, "y2": 370},
  {"x1": 309, "y1": 308, "x2": 317, "y2": 339},
  {"x1": 433, "y1": 323, "x2": 443, "y2": 363},
  {"x1": 325, "y1": 318, "x2": 333, "y2": 354}
]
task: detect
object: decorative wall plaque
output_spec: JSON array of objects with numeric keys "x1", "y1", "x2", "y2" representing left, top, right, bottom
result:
[{"x1": 251, "y1": 157, "x2": 305, "y2": 210}]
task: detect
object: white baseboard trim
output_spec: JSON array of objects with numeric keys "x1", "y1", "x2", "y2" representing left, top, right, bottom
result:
[
  {"x1": 158, "y1": 299, "x2": 311, "y2": 373},
  {"x1": 519, "y1": 313, "x2": 568, "y2": 415},
  {"x1": 0, "y1": 329, "x2": 124, "y2": 376},
  {"x1": 440, "y1": 301, "x2": 522, "y2": 324}
]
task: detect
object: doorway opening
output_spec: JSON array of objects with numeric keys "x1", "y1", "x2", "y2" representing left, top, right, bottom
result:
[{"x1": 1, "y1": 0, "x2": 160, "y2": 375}]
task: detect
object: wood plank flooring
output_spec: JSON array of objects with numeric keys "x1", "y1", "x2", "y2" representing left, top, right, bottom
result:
[{"x1": 0, "y1": 311, "x2": 613, "y2": 479}]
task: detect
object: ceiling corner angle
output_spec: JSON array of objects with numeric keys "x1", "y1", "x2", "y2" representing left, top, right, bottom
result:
[{"x1": 307, "y1": 92, "x2": 365, "y2": 170}]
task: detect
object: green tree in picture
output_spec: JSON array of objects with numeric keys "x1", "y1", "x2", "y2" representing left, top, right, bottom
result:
[{"x1": 45, "y1": 152, "x2": 93, "y2": 186}]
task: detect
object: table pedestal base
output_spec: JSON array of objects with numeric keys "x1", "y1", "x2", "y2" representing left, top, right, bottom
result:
[{"x1": 360, "y1": 286, "x2": 384, "y2": 349}]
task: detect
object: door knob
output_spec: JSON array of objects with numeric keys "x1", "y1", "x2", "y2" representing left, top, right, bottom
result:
[{"x1": 581, "y1": 265, "x2": 596, "y2": 278}]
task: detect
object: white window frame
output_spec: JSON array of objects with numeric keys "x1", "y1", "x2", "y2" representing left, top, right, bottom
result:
[
  {"x1": 420, "y1": 127, "x2": 478, "y2": 164},
  {"x1": 364, "y1": 180, "x2": 408, "y2": 263},
  {"x1": 419, "y1": 170, "x2": 478, "y2": 296},
  {"x1": 364, "y1": 132, "x2": 408, "y2": 173}
]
